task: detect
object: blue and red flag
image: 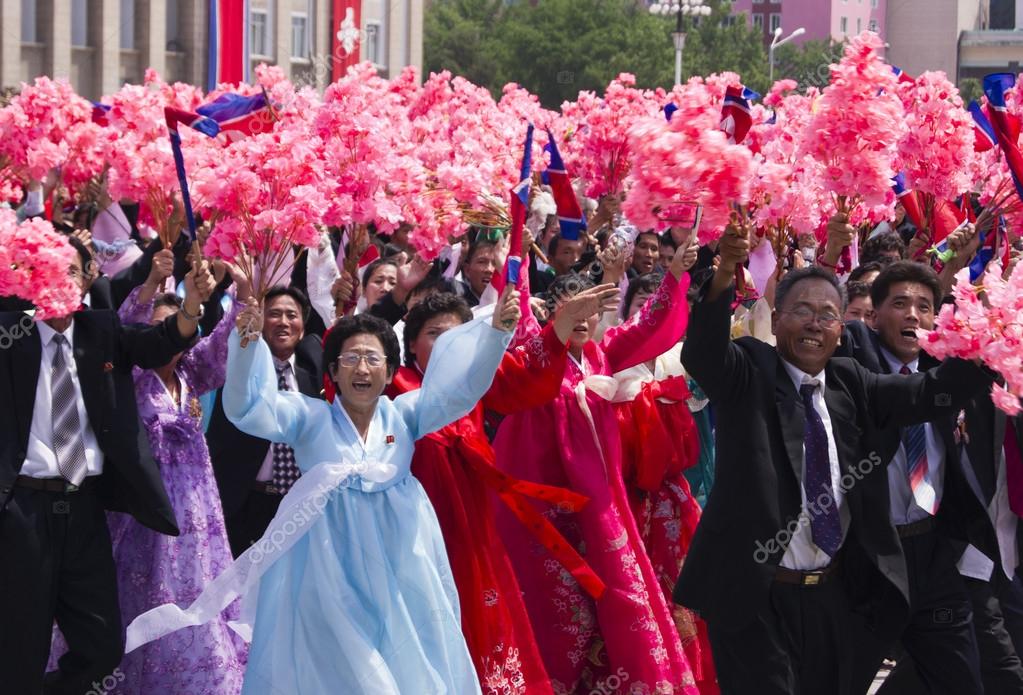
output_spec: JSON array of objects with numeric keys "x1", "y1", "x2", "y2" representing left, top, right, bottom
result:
[
  {"x1": 982, "y1": 73, "x2": 1023, "y2": 202},
  {"x1": 891, "y1": 172, "x2": 924, "y2": 230},
  {"x1": 663, "y1": 103, "x2": 678, "y2": 122},
  {"x1": 968, "y1": 101, "x2": 997, "y2": 153},
  {"x1": 892, "y1": 65, "x2": 915, "y2": 84},
  {"x1": 207, "y1": 0, "x2": 247, "y2": 91},
  {"x1": 91, "y1": 102, "x2": 111, "y2": 127},
  {"x1": 720, "y1": 85, "x2": 759, "y2": 145},
  {"x1": 164, "y1": 108, "x2": 221, "y2": 239},
  {"x1": 197, "y1": 91, "x2": 274, "y2": 141},
  {"x1": 541, "y1": 131, "x2": 586, "y2": 241},
  {"x1": 969, "y1": 220, "x2": 1011, "y2": 281},
  {"x1": 503, "y1": 124, "x2": 534, "y2": 287}
]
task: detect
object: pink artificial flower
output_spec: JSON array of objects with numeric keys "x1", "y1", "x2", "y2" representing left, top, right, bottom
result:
[{"x1": 0, "y1": 208, "x2": 81, "y2": 319}]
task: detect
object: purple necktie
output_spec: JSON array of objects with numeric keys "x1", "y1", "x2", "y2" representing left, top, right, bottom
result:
[{"x1": 800, "y1": 382, "x2": 842, "y2": 557}]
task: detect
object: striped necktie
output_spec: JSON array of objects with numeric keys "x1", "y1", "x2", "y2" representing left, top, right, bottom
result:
[
  {"x1": 51, "y1": 334, "x2": 88, "y2": 486},
  {"x1": 271, "y1": 361, "x2": 301, "y2": 493},
  {"x1": 800, "y1": 381, "x2": 842, "y2": 557},
  {"x1": 900, "y1": 364, "x2": 935, "y2": 514}
]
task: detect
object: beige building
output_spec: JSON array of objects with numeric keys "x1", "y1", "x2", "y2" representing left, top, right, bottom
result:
[
  {"x1": 0, "y1": 0, "x2": 423, "y2": 100},
  {"x1": 885, "y1": 0, "x2": 990, "y2": 80}
]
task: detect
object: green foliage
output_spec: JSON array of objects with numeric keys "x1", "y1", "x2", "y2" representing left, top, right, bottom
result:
[{"x1": 958, "y1": 78, "x2": 983, "y2": 105}]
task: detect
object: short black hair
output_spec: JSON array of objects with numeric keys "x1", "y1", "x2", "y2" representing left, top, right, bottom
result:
[
  {"x1": 408, "y1": 274, "x2": 457, "y2": 301},
  {"x1": 623, "y1": 272, "x2": 663, "y2": 319},
  {"x1": 869, "y1": 260, "x2": 942, "y2": 309},
  {"x1": 861, "y1": 232, "x2": 906, "y2": 265},
  {"x1": 464, "y1": 238, "x2": 498, "y2": 264},
  {"x1": 848, "y1": 260, "x2": 884, "y2": 285},
  {"x1": 322, "y1": 313, "x2": 401, "y2": 378},
  {"x1": 658, "y1": 233, "x2": 678, "y2": 250},
  {"x1": 547, "y1": 233, "x2": 581, "y2": 261},
  {"x1": 402, "y1": 292, "x2": 473, "y2": 367},
  {"x1": 67, "y1": 235, "x2": 93, "y2": 275},
  {"x1": 843, "y1": 281, "x2": 871, "y2": 303},
  {"x1": 774, "y1": 266, "x2": 843, "y2": 312},
  {"x1": 545, "y1": 270, "x2": 595, "y2": 314},
  {"x1": 362, "y1": 257, "x2": 398, "y2": 287},
  {"x1": 381, "y1": 243, "x2": 404, "y2": 259},
  {"x1": 152, "y1": 292, "x2": 183, "y2": 313},
  {"x1": 264, "y1": 285, "x2": 310, "y2": 325}
]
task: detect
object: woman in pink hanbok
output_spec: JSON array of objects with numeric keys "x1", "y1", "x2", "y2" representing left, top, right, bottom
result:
[{"x1": 493, "y1": 246, "x2": 699, "y2": 695}]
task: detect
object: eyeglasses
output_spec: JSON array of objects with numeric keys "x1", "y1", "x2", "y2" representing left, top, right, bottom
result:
[
  {"x1": 782, "y1": 306, "x2": 841, "y2": 328},
  {"x1": 336, "y1": 351, "x2": 385, "y2": 368}
]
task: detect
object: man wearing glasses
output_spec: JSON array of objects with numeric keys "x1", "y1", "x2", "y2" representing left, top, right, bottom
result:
[{"x1": 675, "y1": 228, "x2": 991, "y2": 695}]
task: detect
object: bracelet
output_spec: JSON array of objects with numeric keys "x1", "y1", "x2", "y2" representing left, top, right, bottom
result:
[
  {"x1": 816, "y1": 256, "x2": 839, "y2": 270},
  {"x1": 180, "y1": 302, "x2": 205, "y2": 322}
]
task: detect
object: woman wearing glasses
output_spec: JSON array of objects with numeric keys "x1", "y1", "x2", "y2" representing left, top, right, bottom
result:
[{"x1": 125, "y1": 286, "x2": 523, "y2": 694}]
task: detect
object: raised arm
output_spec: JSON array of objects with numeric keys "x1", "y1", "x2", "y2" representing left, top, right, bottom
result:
[
  {"x1": 603, "y1": 270, "x2": 690, "y2": 373},
  {"x1": 222, "y1": 324, "x2": 316, "y2": 446},
  {"x1": 393, "y1": 288, "x2": 517, "y2": 438},
  {"x1": 483, "y1": 321, "x2": 569, "y2": 415},
  {"x1": 179, "y1": 289, "x2": 243, "y2": 396},
  {"x1": 861, "y1": 357, "x2": 994, "y2": 430}
]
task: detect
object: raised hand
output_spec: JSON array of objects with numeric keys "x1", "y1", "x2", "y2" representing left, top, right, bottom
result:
[
  {"x1": 235, "y1": 297, "x2": 263, "y2": 348},
  {"x1": 670, "y1": 227, "x2": 699, "y2": 279},
  {"x1": 393, "y1": 254, "x2": 432, "y2": 304},
  {"x1": 331, "y1": 271, "x2": 356, "y2": 317},
  {"x1": 819, "y1": 213, "x2": 854, "y2": 270},
  {"x1": 184, "y1": 257, "x2": 215, "y2": 305},
  {"x1": 492, "y1": 285, "x2": 522, "y2": 332},
  {"x1": 552, "y1": 283, "x2": 620, "y2": 344}
]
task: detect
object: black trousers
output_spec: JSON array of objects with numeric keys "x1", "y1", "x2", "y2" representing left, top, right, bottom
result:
[
  {"x1": 707, "y1": 578, "x2": 852, "y2": 695},
  {"x1": 1001, "y1": 572, "x2": 1023, "y2": 657},
  {"x1": 0, "y1": 482, "x2": 122, "y2": 695},
  {"x1": 851, "y1": 529, "x2": 984, "y2": 695},
  {"x1": 225, "y1": 487, "x2": 283, "y2": 558}
]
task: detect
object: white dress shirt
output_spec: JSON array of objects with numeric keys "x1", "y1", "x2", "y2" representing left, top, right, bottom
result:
[
  {"x1": 880, "y1": 349, "x2": 944, "y2": 525},
  {"x1": 255, "y1": 353, "x2": 299, "y2": 482},
  {"x1": 21, "y1": 320, "x2": 103, "y2": 479},
  {"x1": 779, "y1": 359, "x2": 848, "y2": 570}
]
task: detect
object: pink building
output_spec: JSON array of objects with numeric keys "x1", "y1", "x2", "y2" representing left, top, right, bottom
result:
[{"x1": 730, "y1": 0, "x2": 887, "y2": 47}]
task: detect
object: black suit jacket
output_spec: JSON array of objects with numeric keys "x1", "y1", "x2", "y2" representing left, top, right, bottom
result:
[
  {"x1": 208, "y1": 335, "x2": 323, "y2": 518},
  {"x1": 0, "y1": 310, "x2": 196, "y2": 535},
  {"x1": 675, "y1": 286, "x2": 992, "y2": 634},
  {"x1": 837, "y1": 320, "x2": 998, "y2": 564}
]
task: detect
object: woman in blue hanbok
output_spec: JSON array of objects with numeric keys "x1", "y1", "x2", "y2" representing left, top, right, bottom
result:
[{"x1": 125, "y1": 286, "x2": 522, "y2": 694}]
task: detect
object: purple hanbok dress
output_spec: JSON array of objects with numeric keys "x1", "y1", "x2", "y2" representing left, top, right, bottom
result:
[{"x1": 49, "y1": 287, "x2": 247, "y2": 693}]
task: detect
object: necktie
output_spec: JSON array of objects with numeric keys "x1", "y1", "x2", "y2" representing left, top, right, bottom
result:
[
  {"x1": 271, "y1": 362, "x2": 301, "y2": 494},
  {"x1": 51, "y1": 335, "x2": 88, "y2": 486},
  {"x1": 899, "y1": 365, "x2": 936, "y2": 514},
  {"x1": 1004, "y1": 417, "x2": 1023, "y2": 516},
  {"x1": 799, "y1": 381, "x2": 842, "y2": 557}
]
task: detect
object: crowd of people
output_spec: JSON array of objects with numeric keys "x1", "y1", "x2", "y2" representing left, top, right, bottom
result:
[{"x1": 1, "y1": 169, "x2": 1022, "y2": 695}]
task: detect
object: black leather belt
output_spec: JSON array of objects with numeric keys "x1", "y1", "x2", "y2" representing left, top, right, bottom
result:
[
  {"x1": 774, "y1": 562, "x2": 839, "y2": 587},
  {"x1": 15, "y1": 475, "x2": 96, "y2": 493},
  {"x1": 896, "y1": 516, "x2": 937, "y2": 539}
]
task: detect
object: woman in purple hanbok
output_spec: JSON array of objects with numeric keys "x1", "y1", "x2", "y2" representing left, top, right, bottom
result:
[{"x1": 50, "y1": 253, "x2": 249, "y2": 693}]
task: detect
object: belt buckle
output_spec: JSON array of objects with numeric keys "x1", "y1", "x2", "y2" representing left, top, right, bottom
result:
[
  {"x1": 64, "y1": 483, "x2": 79, "y2": 493},
  {"x1": 802, "y1": 573, "x2": 822, "y2": 586}
]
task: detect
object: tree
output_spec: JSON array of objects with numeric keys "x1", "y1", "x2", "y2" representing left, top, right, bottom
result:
[{"x1": 425, "y1": 0, "x2": 771, "y2": 108}]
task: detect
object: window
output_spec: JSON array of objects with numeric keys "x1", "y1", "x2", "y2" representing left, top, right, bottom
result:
[
  {"x1": 869, "y1": 18, "x2": 879, "y2": 32},
  {"x1": 20, "y1": 0, "x2": 36, "y2": 42},
  {"x1": 120, "y1": 0, "x2": 135, "y2": 49},
  {"x1": 250, "y1": 9, "x2": 269, "y2": 57},
  {"x1": 365, "y1": 22, "x2": 382, "y2": 65},
  {"x1": 769, "y1": 13, "x2": 781, "y2": 32},
  {"x1": 722, "y1": 15, "x2": 737, "y2": 27},
  {"x1": 871, "y1": 0, "x2": 878, "y2": 6},
  {"x1": 166, "y1": 0, "x2": 181, "y2": 50},
  {"x1": 856, "y1": 17, "x2": 862, "y2": 32},
  {"x1": 72, "y1": 0, "x2": 89, "y2": 47},
  {"x1": 839, "y1": 16, "x2": 848, "y2": 33},
  {"x1": 291, "y1": 13, "x2": 308, "y2": 58},
  {"x1": 752, "y1": 0, "x2": 764, "y2": 4}
]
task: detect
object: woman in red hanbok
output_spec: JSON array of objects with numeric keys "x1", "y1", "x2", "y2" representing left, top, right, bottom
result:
[
  {"x1": 493, "y1": 246, "x2": 699, "y2": 695},
  {"x1": 385, "y1": 286, "x2": 617, "y2": 695},
  {"x1": 612, "y1": 270, "x2": 718, "y2": 695}
]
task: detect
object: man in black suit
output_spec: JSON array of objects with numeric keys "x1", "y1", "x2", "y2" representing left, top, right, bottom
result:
[
  {"x1": 208, "y1": 286, "x2": 323, "y2": 557},
  {"x1": 0, "y1": 238, "x2": 214, "y2": 694},
  {"x1": 840, "y1": 260, "x2": 1007, "y2": 694},
  {"x1": 675, "y1": 229, "x2": 990, "y2": 695}
]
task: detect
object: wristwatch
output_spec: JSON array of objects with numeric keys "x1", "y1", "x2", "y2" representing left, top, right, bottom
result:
[{"x1": 180, "y1": 302, "x2": 205, "y2": 322}]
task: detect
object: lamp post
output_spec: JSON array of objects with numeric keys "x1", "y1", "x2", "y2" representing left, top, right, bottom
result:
[
  {"x1": 768, "y1": 26, "x2": 805, "y2": 83},
  {"x1": 648, "y1": 0, "x2": 712, "y2": 86}
]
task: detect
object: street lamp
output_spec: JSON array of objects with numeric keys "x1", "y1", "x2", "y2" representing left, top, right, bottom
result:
[
  {"x1": 768, "y1": 26, "x2": 805, "y2": 83},
  {"x1": 648, "y1": 0, "x2": 712, "y2": 86}
]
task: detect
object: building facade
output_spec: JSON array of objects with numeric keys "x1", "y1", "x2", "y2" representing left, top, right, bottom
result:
[
  {"x1": 730, "y1": 0, "x2": 887, "y2": 46},
  {"x1": 0, "y1": 0, "x2": 423, "y2": 100}
]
